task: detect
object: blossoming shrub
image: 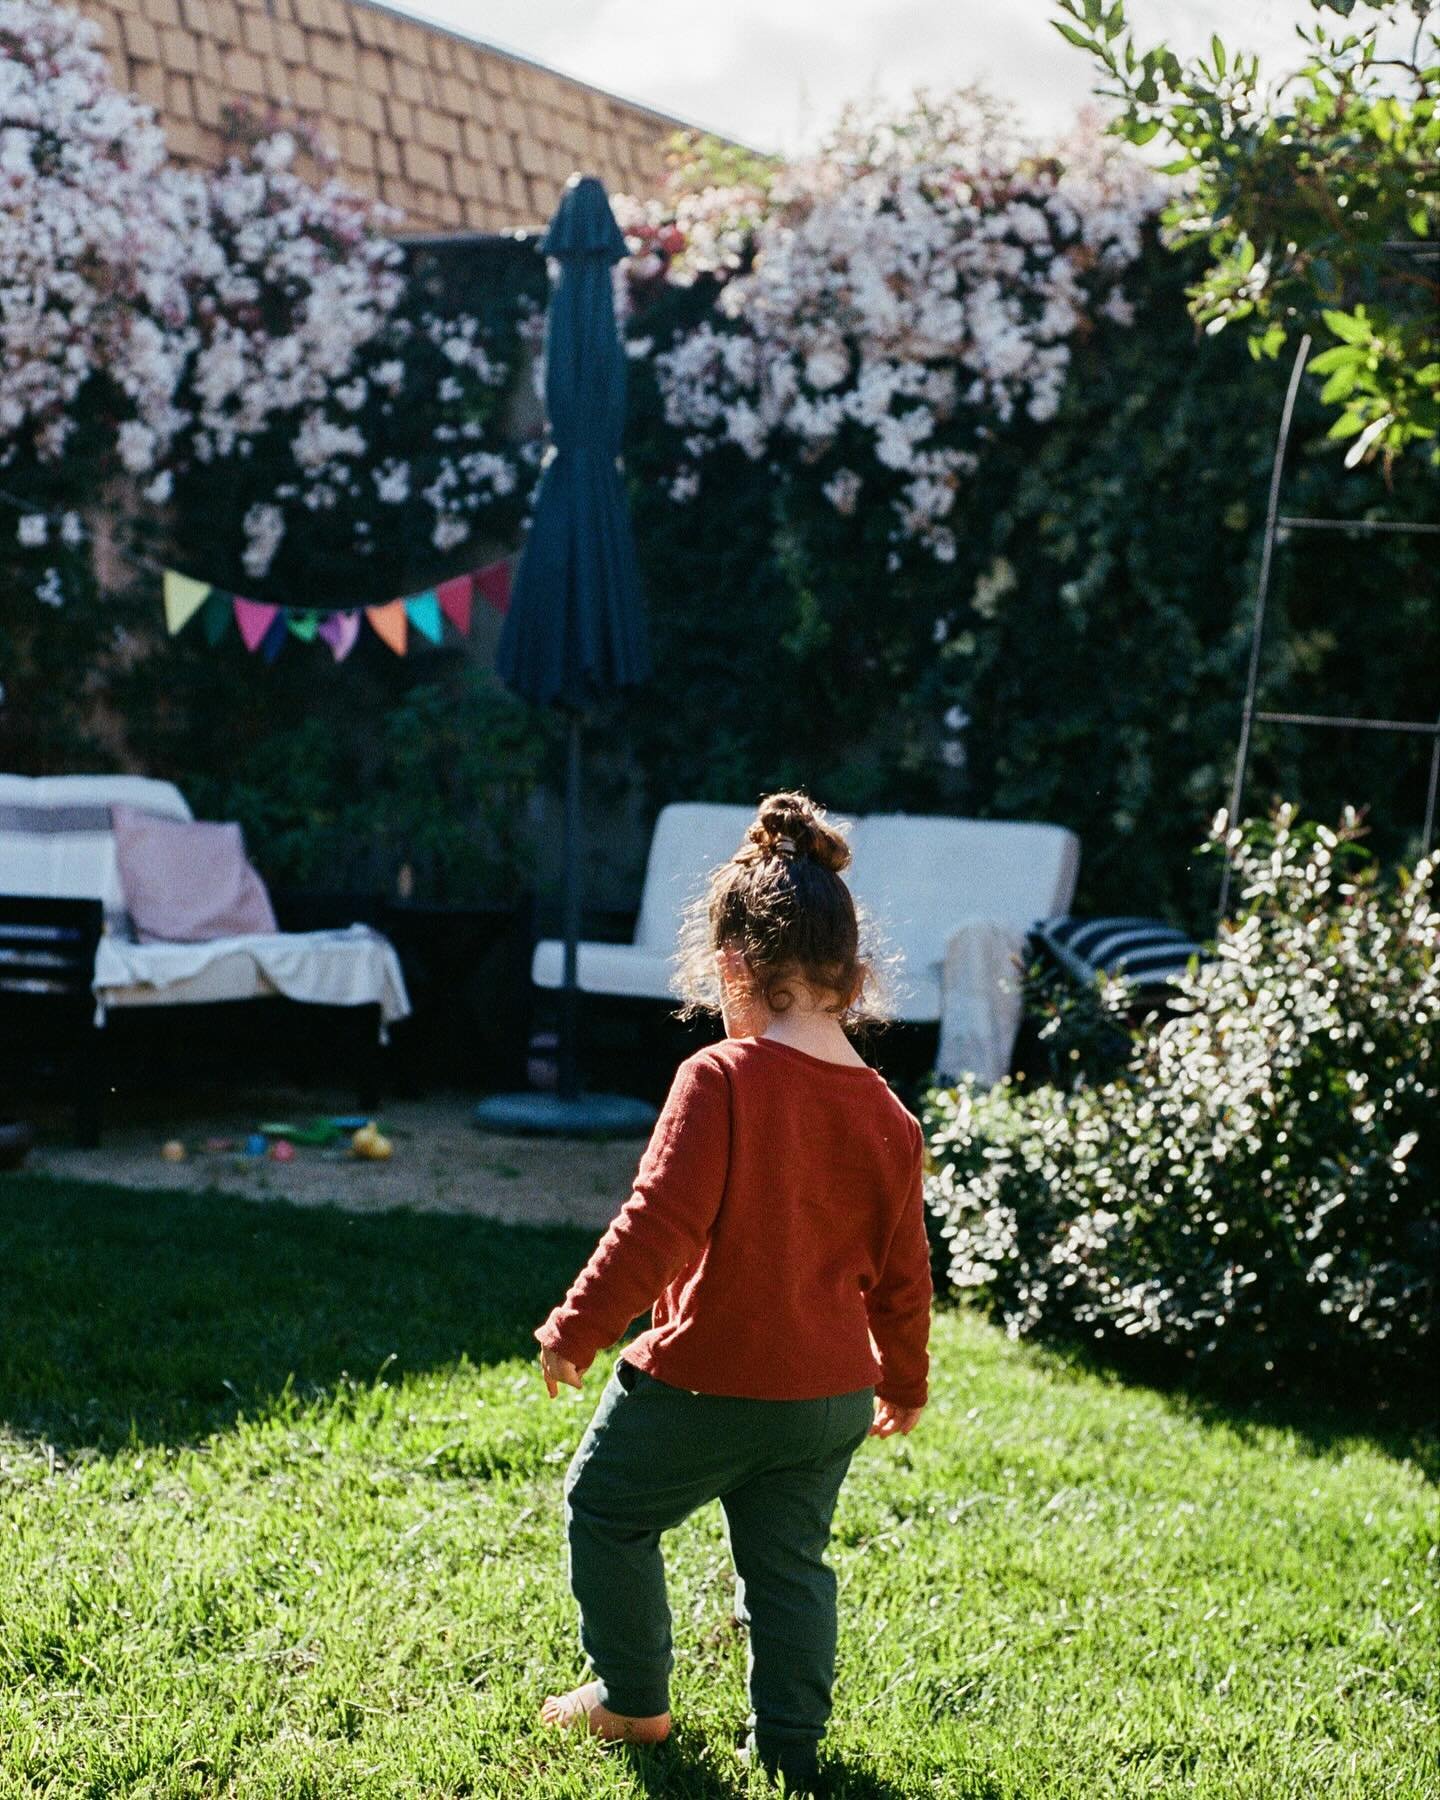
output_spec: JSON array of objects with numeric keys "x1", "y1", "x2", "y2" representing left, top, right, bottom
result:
[
  {"x1": 1, "y1": 2, "x2": 532, "y2": 587},
  {"x1": 617, "y1": 187, "x2": 1439, "y2": 918},
  {"x1": 925, "y1": 812, "x2": 1438, "y2": 1389},
  {"x1": 620, "y1": 97, "x2": 1160, "y2": 562}
]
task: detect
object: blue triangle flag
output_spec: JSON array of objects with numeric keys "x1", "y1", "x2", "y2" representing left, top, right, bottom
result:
[{"x1": 406, "y1": 589, "x2": 443, "y2": 645}]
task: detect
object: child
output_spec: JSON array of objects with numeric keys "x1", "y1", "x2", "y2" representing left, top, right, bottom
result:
[{"x1": 535, "y1": 792, "x2": 932, "y2": 1794}]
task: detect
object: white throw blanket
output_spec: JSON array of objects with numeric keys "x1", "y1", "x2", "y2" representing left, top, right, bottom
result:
[
  {"x1": 94, "y1": 924, "x2": 411, "y2": 1034},
  {"x1": 934, "y1": 919, "x2": 1029, "y2": 1087}
]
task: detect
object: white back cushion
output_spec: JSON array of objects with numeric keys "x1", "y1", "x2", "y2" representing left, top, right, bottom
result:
[
  {"x1": 0, "y1": 774, "x2": 192, "y2": 917},
  {"x1": 632, "y1": 804, "x2": 758, "y2": 950},
  {"x1": 850, "y1": 813, "x2": 1080, "y2": 978}
]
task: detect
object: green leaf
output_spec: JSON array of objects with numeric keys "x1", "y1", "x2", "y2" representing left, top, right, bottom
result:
[
  {"x1": 1054, "y1": 20, "x2": 1098, "y2": 50},
  {"x1": 1321, "y1": 308, "x2": 1372, "y2": 344},
  {"x1": 1211, "y1": 33, "x2": 1227, "y2": 76},
  {"x1": 1325, "y1": 407, "x2": 1367, "y2": 439}
]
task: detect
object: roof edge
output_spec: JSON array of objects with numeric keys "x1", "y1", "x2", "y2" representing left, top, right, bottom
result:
[{"x1": 352, "y1": 0, "x2": 742, "y2": 146}]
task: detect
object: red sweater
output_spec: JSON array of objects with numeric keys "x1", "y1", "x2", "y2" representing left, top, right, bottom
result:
[{"x1": 535, "y1": 1036, "x2": 932, "y2": 1407}]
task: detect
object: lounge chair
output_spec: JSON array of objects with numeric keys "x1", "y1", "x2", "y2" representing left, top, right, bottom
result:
[
  {"x1": 0, "y1": 774, "x2": 411, "y2": 1142},
  {"x1": 530, "y1": 802, "x2": 1080, "y2": 1083}
]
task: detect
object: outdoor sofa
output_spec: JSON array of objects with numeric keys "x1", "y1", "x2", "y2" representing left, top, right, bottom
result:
[
  {"x1": 532, "y1": 802, "x2": 1081, "y2": 1084},
  {"x1": 0, "y1": 774, "x2": 410, "y2": 1142}
]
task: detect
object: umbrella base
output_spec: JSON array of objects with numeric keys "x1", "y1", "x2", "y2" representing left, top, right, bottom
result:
[{"x1": 472, "y1": 1091, "x2": 657, "y2": 1138}]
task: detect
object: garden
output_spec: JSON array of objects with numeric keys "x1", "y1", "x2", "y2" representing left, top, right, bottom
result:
[{"x1": 1, "y1": 0, "x2": 1437, "y2": 1793}]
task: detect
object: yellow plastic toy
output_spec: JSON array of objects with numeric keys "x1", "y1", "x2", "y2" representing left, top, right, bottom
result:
[{"x1": 351, "y1": 1122, "x2": 394, "y2": 1161}]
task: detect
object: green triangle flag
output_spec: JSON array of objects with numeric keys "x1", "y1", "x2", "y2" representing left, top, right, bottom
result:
[
  {"x1": 406, "y1": 589, "x2": 443, "y2": 645},
  {"x1": 287, "y1": 611, "x2": 320, "y2": 642},
  {"x1": 201, "y1": 589, "x2": 232, "y2": 647},
  {"x1": 163, "y1": 569, "x2": 211, "y2": 636}
]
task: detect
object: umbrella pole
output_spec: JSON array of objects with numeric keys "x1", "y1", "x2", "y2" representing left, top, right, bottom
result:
[{"x1": 558, "y1": 709, "x2": 582, "y2": 1100}]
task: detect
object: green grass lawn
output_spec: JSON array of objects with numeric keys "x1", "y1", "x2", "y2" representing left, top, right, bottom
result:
[{"x1": 0, "y1": 1175, "x2": 1435, "y2": 1799}]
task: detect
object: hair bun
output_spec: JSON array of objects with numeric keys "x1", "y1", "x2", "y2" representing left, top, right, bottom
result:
[{"x1": 745, "y1": 791, "x2": 851, "y2": 875}]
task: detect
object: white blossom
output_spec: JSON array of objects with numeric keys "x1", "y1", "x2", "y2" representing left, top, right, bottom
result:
[
  {"x1": 241, "y1": 501, "x2": 285, "y2": 579},
  {"x1": 822, "y1": 467, "x2": 863, "y2": 515},
  {"x1": 634, "y1": 100, "x2": 1160, "y2": 560}
]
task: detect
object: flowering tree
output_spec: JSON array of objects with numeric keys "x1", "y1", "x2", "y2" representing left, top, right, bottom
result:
[
  {"x1": 616, "y1": 97, "x2": 1160, "y2": 562},
  {"x1": 1, "y1": 0, "x2": 528, "y2": 592}
]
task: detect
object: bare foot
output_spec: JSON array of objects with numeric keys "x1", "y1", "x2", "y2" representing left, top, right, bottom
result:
[{"x1": 539, "y1": 1680, "x2": 671, "y2": 1744}]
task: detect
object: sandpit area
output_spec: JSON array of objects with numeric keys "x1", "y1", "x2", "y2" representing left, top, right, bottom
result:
[{"x1": 20, "y1": 1086, "x2": 639, "y2": 1231}]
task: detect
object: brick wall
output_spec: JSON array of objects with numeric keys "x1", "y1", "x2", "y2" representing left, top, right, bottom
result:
[{"x1": 75, "y1": 0, "x2": 686, "y2": 232}]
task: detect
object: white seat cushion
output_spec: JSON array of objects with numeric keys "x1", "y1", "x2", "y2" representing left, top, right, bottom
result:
[
  {"x1": 532, "y1": 939, "x2": 677, "y2": 1000},
  {"x1": 94, "y1": 925, "x2": 411, "y2": 1026}
]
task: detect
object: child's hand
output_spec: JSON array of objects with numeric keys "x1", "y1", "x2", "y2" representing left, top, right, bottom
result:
[
  {"x1": 869, "y1": 1398, "x2": 923, "y2": 1438},
  {"x1": 539, "y1": 1345, "x2": 583, "y2": 1398}
]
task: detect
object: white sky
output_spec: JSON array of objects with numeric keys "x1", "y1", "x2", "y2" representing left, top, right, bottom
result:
[{"x1": 385, "y1": 0, "x2": 1349, "y2": 150}]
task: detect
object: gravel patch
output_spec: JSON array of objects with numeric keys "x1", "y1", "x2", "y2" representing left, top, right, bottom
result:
[{"x1": 23, "y1": 1087, "x2": 638, "y2": 1232}]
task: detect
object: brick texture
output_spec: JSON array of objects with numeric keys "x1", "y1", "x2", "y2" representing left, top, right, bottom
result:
[{"x1": 75, "y1": 0, "x2": 690, "y2": 233}]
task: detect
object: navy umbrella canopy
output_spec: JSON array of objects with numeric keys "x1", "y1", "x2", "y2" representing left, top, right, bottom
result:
[
  {"x1": 496, "y1": 174, "x2": 651, "y2": 707},
  {"x1": 481, "y1": 175, "x2": 656, "y2": 1129}
]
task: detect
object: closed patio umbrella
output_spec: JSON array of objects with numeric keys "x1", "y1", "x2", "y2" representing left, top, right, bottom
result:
[{"x1": 477, "y1": 174, "x2": 655, "y2": 1135}]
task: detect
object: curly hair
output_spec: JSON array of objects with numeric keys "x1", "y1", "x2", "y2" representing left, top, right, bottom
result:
[{"x1": 674, "y1": 791, "x2": 887, "y2": 1024}]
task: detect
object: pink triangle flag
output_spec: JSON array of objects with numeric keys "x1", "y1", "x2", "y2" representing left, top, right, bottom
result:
[
  {"x1": 436, "y1": 574, "x2": 473, "y2": 636},
  {"x1": 318, "y1": 610, "x2": 361, "y2": 662},
  {"x1": 475, "y1": 559, "x2": 511, "y2": 615},
  {"x1": 233, "y1": 598, "x2": 278, "y2": 653}
]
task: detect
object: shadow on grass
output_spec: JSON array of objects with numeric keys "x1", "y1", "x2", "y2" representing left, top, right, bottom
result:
[
  {"x1": 0, "y1": 1172, "x2": 593, "y2": 1454},
  {"x1": 960, "y1": 1297, "x2": 1440, "y2": 1484},
  {"x1": 621, "y1": 1731, "x2": 920, "y2": 1800}
]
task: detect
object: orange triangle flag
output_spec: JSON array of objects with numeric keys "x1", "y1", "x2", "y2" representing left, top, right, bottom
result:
[{"x1": 366, "y1": 600, "x2": 408, "y2": 656}]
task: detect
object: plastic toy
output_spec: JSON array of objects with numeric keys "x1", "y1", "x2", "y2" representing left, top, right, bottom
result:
[{"x1": 351, "y1": 1122, "x2": 394, "y2": 1161}]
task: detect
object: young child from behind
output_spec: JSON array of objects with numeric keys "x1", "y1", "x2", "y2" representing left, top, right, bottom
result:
[{"x1": 535, "y1": 792, "x2": 933, "y2": 1794}]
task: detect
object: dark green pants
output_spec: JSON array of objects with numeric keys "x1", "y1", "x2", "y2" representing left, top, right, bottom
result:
[{"x1": 563, "y1": 1360, "x2": 874, "y2": 1790}]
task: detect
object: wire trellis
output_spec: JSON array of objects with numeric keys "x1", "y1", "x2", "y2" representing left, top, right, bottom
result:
[{"x1": 1217, "y1": 334, "x2": 1440, "y2": 920}]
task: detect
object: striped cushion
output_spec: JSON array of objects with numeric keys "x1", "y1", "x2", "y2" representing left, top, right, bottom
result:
[
  {"x1": 0, "y1": 775, "x2": 191, "y2": 930},
  {"x1": 1035, "y1": 915, "x2": 1206, "y2": 993}
]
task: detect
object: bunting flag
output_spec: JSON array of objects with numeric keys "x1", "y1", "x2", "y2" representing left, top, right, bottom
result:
[
  {"x1": 366, "y1": 600, "x2": 408, "y2": 657},
  {"x1": 160, "y1": 557, "x2": 509, "y2": 661},
  {"x1": 318, "y1": 610, "x2": 361, "y2": 662},
  {"x1": 234, "y1": 598, "x2": 279, "y2": 653},
  {"x1": 163, "y1": 570, "x2": 210, "y2": 636},
  {"x1": 260, "y1": 612, "x2": 288, "y2": 663},
  {"x1": 475, "y1": 558, "x2": 512, "y2": 614},
  {"x1": 200, "y1": 590, "x2": 232, "y2": 648},
  {"x1": 436, "y1": 573, "x2": 473, "y2": 636},
  {"x1": 406, "y1": 589, "x2": 443, "y2": 645}
]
